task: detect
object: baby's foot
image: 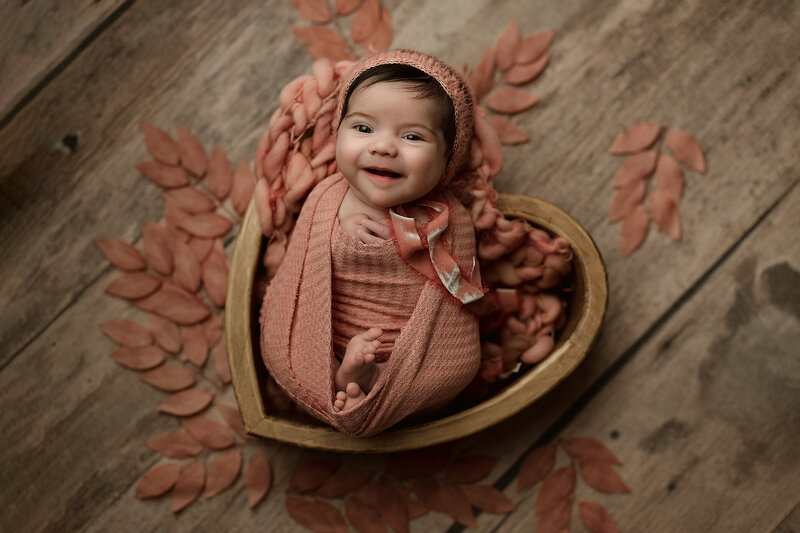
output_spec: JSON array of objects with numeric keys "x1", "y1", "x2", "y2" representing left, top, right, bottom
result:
[
  {"x1": 333, "y1": 382, "x2": 367, "y2": 413},
  {"x1": 335, "y1": 327, "x2": 382, "y2": 393}
]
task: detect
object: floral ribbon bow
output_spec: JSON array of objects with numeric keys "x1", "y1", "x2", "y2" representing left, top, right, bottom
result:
[{"x1": 389, "y1": 200, "x2": 484, "y2": 305}]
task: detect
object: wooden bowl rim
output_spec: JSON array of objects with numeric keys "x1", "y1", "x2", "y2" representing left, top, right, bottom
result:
[{"x1": 226, "y1": 193, "x2": 607, "y2": 453}]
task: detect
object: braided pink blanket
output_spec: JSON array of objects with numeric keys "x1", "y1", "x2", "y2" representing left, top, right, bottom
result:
[{"x1": 260, "y1": 174, "x2": 481, "y2": 437}]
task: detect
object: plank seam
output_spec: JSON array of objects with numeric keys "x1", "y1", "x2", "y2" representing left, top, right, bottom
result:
[
  {"x1": 0, "y1": 0, "x2": 138, "y2": 132},
  {"x1": 448, "y1": 175, "x2": 800, "y2": 533}
]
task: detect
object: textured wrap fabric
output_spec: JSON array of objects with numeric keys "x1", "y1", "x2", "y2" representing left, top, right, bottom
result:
[
  {"x1": 331, "y1": 216, "x2": 424, "y2": 362},
  {"x1": 260, "y1": 174, "x2": 481, "y2": 437}
]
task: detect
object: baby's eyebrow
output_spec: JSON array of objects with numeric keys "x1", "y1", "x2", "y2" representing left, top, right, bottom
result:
[{"x1": 345, "y1": 111, "x2": 376, "y2": 121}]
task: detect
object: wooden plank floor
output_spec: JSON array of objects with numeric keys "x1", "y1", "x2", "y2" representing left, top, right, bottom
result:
[{"x1": 1, "y1": 0, "x2": 798, "y2": 531}]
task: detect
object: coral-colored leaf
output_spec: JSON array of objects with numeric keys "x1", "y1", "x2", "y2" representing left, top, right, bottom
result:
[
  {"x1": 353, "y1": 481, "x2": 409, "y2": 533},
  {"x1": 470, "y1": 46, "x2": 496, "y2": 103},
  {"x1": 578, "y1": 463, "x2": 630, "y2": 493},
  {"x1": 110, "y1": 345, "x2": 165, "y2": 370},
  {"x1": 350, "y1": 0, "x2": 380, "y2": 43},
  {"x1": 202, "y1": 250, "x2": 229, "y2": 308},
  {"x1": 505, "y1": 51, "x2": 549, "y2": 85},
  {"x1": 336, "y1": 0, "x2": 361, "y2": 15},
  {"x1": 231, "y1": 159, "x2": 255, "y2": 215},
  {"x1": 202, "y1": 315, "x2": 223, "y2": 348},
  {"x1": 163, "y1": 198, "x2": 192, "y2": 232},
  {"x1": 148, "y1": 313, "x2": 181, "y2": 353},
  {"x1": 136, "y1": 463, "x2": 182, "y2": 499},
  {"x1": 564, "y1": 438, "x2": 622, "y2": 466},
  {"x1": 286, "y1": 495, "x2": 348, "y2": 533},
  {"x1": 608, "y1": 180, "x2": 646, "y2": 223},
  {"x1": 495, "y1": 21, "x2": 520, "y2": 71},
  {"x1": 173, "y1": 239, "x2": 202, "y2": 292},
  {"x1": 140, "y1": 365, "x2": 196, "y2": 391},
  {"x1": 428, "y1": 482, "x2": 476, "y2": 527},
  {"x1": 535, "y1": 466, "x2": 575, "y2": 515},
  {"x1": 655, "y1": 154, "x2": 684, "y2": 202},
  {"x1": 579, "y1": 501, "x2": 620, "y2": 533},
  {"x1": 346, "y1": 499, "x2": 387, "y2": 533},
  {"x1": 612, "y1": 150, "x2": 658, "y2": 189},
  {"x1": 178, "y1": 212, "x2": 232, "y2": 239},
  {"x1": 462, "y1": 484, "x2": 516, "y2": 513},
  {"x1": 316, "y1": 468, "x2": 374, "y2": 498},
  {"x1": 205, "y1": 448, "x2": 242, "y2": 499},
  {"x1": 513, "y1": 28, "x2": 554, "y2": 64},
  {"x1": 445, "y1": 455, "x2": 499, "y2": 484},
  {"x1": 141, "y1": 123, "x2": 180, "y2": 165},
  {"x1": 649, "y1": 189, "x2": 681, "y2": 240},
  {"x1": 162, "y1": 187, "x2": 216, "y2": 214},
  {"x1": 620, "y1": 204, "x2": 649, "y2": 257},
  {"x1": 105, "y1": 272, "x2": 162, "y2": 300},
  {"x1": 157, "y1": 388, "x2": 213, "y2": 416},
  {"x1": 246, "y1": 452, "x2": 272, "y2": 508},
  {"x1": 363, "y1": 10, "x2": 392, "y2": 53},
  {"x1": 486, "y1": 116, "x2": 529, "y2": 145},
  {"x1": 181, "y1": 416, "x2": 235, "y2": 450},
  {"x1": 171, "y1": 461, "x2": 205, "y2": 513},
  {"x1": 94, "y1": 239, "x2": 146, "y2": 271},
  {"x1": 485, "y1": 88, "x2": 539, "y2": 114},
  {"x1": 292, "y1": 26, "x2": 354, "y2": 62},
  {"x1": 136, "y1": 160, "x2": 190, "y2": 189},
  {"x1": 517, "y1": 444, "x2": 556, "y2": 491},
  {"x1": 141, "y1": 222, "x2": 174, "y2": 275},
  {"x1": 188, "y1": 237, "x2": 214, "y2": 263},
  {"x1": 609, "y1": 122, "x2": 661, "y2": 155},
  {"x1": 180, "y1": 323, "x2": 208, "y2": 367},
  {"x1": 100, "y1": 319, "x2": 152, "y2": 347},
  {"x1": 291, "y1": 0, "x2": 332, "y2": 23},
  {"x1": 135, "y1": 284, "x2": 210, "y2": 324},
  {"x1": 291, "y1": 459, "x2": 342, "y2": 493},
  {"x1": 386, "y1": 443, "x2": 453, "y2": 479},
  {"x1": 206, "y1": 144, "x2": 233, "y2": 200},
  {"x1": 214, "y1": 341, "x2": 231, "y2": 384},
  {"x1": 536, "y1": 497, "x2": 572, "y2": 533},
  {"x1": 147, "y1": 431, "x2": 204, "y2": 458},
  {"x1": 666, "y1": 128, "x2": 705, "y2": 173},
  {"x1": 399, "y1": 486, "x2": 428, "y2": 519},
  {"x1": 176, "y1": 126, "x2": 208, "y2": 177},
  {"x1": 218, "y1": 403, "x2": 248, "y2": 439}
]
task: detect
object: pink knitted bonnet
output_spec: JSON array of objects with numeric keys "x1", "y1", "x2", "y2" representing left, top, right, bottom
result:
[{"x1": 335, "y1": 49, "x2": 475, "y2": 186}]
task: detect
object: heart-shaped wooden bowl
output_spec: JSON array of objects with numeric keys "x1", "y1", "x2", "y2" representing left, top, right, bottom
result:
[{"x1": 226, "y1": 193, "x2": 607, "y2": 453}]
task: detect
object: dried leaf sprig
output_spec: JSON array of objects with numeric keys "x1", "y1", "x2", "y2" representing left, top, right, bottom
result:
[
  {"x1": 516, "y1": 438, "x2": 628, "y2": 533},
  {"x1": 97, "y1": 124, "x2": 272, "y2": 512},
  {"x1": 284, "y1": 445, "x2": 516, "y2": 532},
  {"x1": 607, "y1": 123, "x2": 706, "y2": 257},
  {"x1": 290, "y1": 0, "x2": 392, "y2": 61}
]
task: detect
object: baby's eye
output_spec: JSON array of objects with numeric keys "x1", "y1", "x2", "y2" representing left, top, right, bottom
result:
[
  {"x1": 403, "y1": 133, "x2": 424, "y2": 142},
  {"x1": 354, "y1": 124, "x2": 372, "y2": 134}
]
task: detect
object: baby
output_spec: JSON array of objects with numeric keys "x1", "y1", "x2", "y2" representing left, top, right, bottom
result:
[{"x1": 261, "y1": 50, "x2": 484, "y2": 437}]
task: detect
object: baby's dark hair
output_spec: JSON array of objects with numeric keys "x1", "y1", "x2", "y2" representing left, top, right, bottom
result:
[{"x1": 339, "y1": 64, "x2": 456, "y2": 157}]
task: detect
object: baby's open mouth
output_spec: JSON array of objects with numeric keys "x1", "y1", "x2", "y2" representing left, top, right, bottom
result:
[{"x1": 365, "y1": 167, "x2": 402, "y2": 179}]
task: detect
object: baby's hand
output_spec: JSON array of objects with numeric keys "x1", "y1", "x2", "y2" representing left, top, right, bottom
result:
[{"x1": 340, "y1": 213, "x2": 390, "y2": 244}]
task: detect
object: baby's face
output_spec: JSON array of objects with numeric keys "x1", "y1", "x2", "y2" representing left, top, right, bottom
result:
[{"x1": 336, "y1": 81, "x2": 448, "y2": 213}]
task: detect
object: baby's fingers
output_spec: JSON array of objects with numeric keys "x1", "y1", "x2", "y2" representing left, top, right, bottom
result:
[
  {"x1": 360, "y1": 218, "x2": 391, "y2": 240},
  {"x1": 357, "y1": 227, "x2": 386, "y2": 244}
]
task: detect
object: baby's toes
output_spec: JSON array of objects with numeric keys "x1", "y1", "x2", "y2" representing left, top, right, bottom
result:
[{"x1": 346, "y1": 382, "x2": 362, "y2": 399}]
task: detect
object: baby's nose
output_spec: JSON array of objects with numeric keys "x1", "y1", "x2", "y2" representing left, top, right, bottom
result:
[{"x1": 368, "y1": 136, "x2": 397, "y2": 156}]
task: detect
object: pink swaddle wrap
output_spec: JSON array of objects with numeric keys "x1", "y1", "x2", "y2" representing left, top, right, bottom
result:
[
  {"x1": 260, "y1": 174, "x2": 481, "y2": 436},
  {"x1": 259, "y1": 49, "x2": 483, "y2": 437}
]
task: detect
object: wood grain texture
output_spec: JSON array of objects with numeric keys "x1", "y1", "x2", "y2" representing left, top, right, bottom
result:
[
  {"x1": 492, "y1": 182, "x2": 800, "y2": 533},
  {"x1": 0, "y1": 0, "x2": 127, "y2": 119},
  {"x1": 0, "y1": 0, "x2": 798, "y2": 531}
]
